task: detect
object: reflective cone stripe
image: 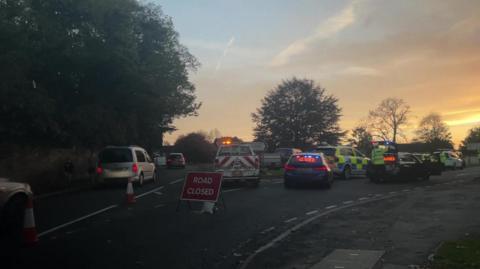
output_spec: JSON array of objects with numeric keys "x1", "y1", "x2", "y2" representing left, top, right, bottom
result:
[
  {"x1": 126, "y1": 179, "x2": 136, "y2": 204},
  {"x1": 23, "y1": 197, "x2": 38, "y2": 245}
]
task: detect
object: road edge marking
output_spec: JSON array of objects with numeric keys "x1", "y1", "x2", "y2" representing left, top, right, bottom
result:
[
  {"x1": 238, "y1": 193, "x2": 399, "y2": 269},
  {"x1": 38, "y1": 204, "x2": 118, "y2": 237}
]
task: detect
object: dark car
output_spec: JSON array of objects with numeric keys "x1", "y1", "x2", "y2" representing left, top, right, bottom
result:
[
  {"x1": 274, "y1": 148, "x2": 302, "y2": 164},
  {"x1": 167, "y1": 153, "x2": 186, "y2": 168},
  {"x1": 397, "y1": 152, "x2": 430, "y2": 180},
  {"x1": 284, "y1": 153, "x2": 334, "y2": 188}
]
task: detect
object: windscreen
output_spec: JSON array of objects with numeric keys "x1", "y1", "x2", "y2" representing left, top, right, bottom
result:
[
  {"x1": 218, "y1": 145, "x2": 252, "y2": 156},
  {"x1": 169, "y1": 154, "x2": 183, "y2": 159},
  {"x1": 99, "y1": 148, "x2": 133, "y2": 163}
]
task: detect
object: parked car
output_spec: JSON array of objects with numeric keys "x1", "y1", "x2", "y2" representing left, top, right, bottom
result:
[
  {"x1": 413, "y1": 153, "x2": 442, "y2": 175},
  {"x1": 0, "y1": 178, "x2": 33, "y2": 249},
  {"x1": 314, "y1": 145, "x2": 370, "y2": 179},
  {"x1": 96, "y1": 146, "x2": 156, "y2": 185},
  {"x1": 167, "y1": 153, "x2": 186, "y2": 168},
  {"x1": 434, "y1": 151, "x2": 464, "y2": 170},
  {"x1": 274, "y1": 148, "x2": 302, "y2": 164},
  {"x1": 153, "y1": 152, "x2": 167, "y2": 167},
  {"x1": 214, "y1": 143, "x2": 260, "y2": 187},
  {"x1": 284, "y1": 153, "x2": 334, "y2": 188}
]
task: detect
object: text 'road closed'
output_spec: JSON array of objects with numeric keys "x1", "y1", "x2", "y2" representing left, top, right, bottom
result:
[{"x1": 180, "y1": 172, "x2": 223, "y2": 202}]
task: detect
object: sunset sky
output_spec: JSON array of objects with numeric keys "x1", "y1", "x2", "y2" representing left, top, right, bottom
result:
[{"x1": 156, "y1": 0, "x2": 480, "y2": 146}]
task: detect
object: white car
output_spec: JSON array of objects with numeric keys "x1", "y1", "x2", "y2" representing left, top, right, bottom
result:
[
  {"x1": 96, "y1": 146, "x2": 156, "y2": 185},
  {"x1": 436, "y1": 151, "x2": 465, "y2": 170},
  {"x1": 214, "y1": 143, "x2": 260, "y2": 187}
]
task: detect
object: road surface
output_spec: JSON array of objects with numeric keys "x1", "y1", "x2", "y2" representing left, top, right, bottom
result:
[{"x1": 11, "y1": 166, "x2": 480, "y2": 269}]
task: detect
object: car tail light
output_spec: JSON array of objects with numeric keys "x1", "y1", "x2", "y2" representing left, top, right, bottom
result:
[
  {"x1": 96, "y1": 165, "x2": 103, "y2": 174},
  {"x1": 284, "y1": 164, "x2": 296, "y2": 171},
  {"x1": 384, "y1": 155, "x2": 396, "y2": 163},
  {"x1": 314, "y1": 165, "x2": 329, "y2": 172},
  {"x1": 132, "y1": 163, "x2": 139, "y2": 173}
]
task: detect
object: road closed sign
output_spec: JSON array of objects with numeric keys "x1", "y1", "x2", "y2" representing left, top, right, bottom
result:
[{"x1": 180, "y1": 172, "x2": 223, "y2": 202}]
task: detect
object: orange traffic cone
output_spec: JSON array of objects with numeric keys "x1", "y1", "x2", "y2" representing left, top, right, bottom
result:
[
  {"x1": 126, "y1": 178, "x2": 136, "y2": 204},
  {"x1": 23, "y1": 197, "x2": 38, "y2": 245}
]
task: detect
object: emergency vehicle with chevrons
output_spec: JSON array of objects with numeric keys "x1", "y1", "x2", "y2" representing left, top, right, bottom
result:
[
  {"x1": 214, "y1": 138, "x2": 261, "y2": 187},
  {"x1": 314, "y1": 145, "x2": 370, "y2": 179}
]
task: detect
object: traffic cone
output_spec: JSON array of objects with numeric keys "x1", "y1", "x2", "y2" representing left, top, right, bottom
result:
[
  {"x1": 126, "y1": 178, "x2": 136, "y2": 204},
  {"x1": 23, "y1": 197, "x2": 38, "y2": 246}
]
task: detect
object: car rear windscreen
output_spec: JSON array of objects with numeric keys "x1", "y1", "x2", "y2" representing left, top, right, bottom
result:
[
  {"x1": 218, "y1": 146, "x2": 252, "y2": 156},
  {"x1": 288, "y1": 155, "x2": 324, "y2": 166},
  {"x1": 99, "y1": 148, "x2": 133, "y2": 163},
  {"x1": 169, "y1": 154, "x2": 183, "y2": 159},
  {"x1": 315, "y1": 147, "x2": 336, "y2": 156}
]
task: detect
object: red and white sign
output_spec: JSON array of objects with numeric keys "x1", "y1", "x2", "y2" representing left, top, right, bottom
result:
[{"x1": 180, "y1": 172, "x2": 223, "y2": 202}]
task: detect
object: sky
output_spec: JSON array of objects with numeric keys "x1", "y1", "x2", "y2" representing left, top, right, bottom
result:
[{"x1": 154, "y1": 0, "x2": 480, "y2": 146}]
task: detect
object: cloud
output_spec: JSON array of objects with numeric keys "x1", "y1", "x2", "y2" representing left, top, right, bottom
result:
[
  {"x1": 270, "y1": 0, "x2": 358, "y2": 67},
  {"x1": 340, "y1": 66, "x2": 381, "y2": 76},
  {"x1": 214, "y1": 36, "x2": 235, "y2": 73}
]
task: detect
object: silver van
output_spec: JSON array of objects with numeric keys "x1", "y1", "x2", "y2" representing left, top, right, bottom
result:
[{"x1": 96, "y1": 146, "x2": 156, "y2": 185}]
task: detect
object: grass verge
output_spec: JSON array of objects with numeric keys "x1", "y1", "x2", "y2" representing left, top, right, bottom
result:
[{"x1": 432, "y1": 237, "x2": 480, "y2": 269}]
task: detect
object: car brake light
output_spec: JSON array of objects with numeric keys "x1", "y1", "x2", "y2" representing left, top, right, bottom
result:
[
  {"x1": 314, "y1": 166, "x2": 329, "y2": 172},
  {"x1": 384, "y1": 155, "x2": 396, "y2": 163},
  {"x1": 284, "y1": 164, "x2": 296, "y2": 171},
  {"x1": 132, "y1": 163, "x2": 139, "y2": 173},
  {"x1": 96, "y1": 166, "x2": 103, "y2": 174}
]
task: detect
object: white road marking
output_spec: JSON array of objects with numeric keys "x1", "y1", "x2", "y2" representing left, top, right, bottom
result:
[
  {"x1": 455, "y1": 173, "x2": 467, "y2": 177},
  {"x1": 271, "y1": 181, "x2": 284, "y2": 184},
  {"x1": 306, "y1": 210, "x2": 318, "y2": 215},
  {"x1": 402, "y1": 189, "x2": 411, "y2": 192},
  {"x1": 374, "y1": 194, "x2": 383, "y2": 197},
  {"x1": 334, "y1": 266, "x2": 345, "y2": 269},
  {"x1": 261, "y1": 226, "x2": 276, "y2": 234},
  {"x1": 358, "y1": 197, "x2": 368, "y2": 201},
  {"x1": 325, "y1": 205, "x2": 337, "y2": 210},
  {"x1": 38, "y1": 204, "x2": 118, "y2": 237},
  {"x1": 222, "y1": 188, "x2": 243, "y2": 193},
  {"x1": 154, "y1": 204, "x2": 165, "y2": 208},
  {"x1": 389, "y1": 191, "x2": 397, "y2": 194},
  {"x1": 343, "y1": 200, "x2": 353, "y2": 205},
  {"x1": 284, "y1": 217, "x2": 298, "y2": 223},
  {"x1": 239, "y1": 194, "x2": 401, "y2": 269},
  {"x1": 169, "y1": 178, "x2": 184, "y2": 185},
  {"x1": 153, "y1": 191, "x2": 163, "y2": 196},
  {"x1": 135, "y1": 186, "x2": 165, "y2": 199}
]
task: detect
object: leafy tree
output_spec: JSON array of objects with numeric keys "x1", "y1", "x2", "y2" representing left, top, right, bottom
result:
[
  {"x1": 368, "y1": 98, "x2": 410, "y2": 143},
  {"x1": 415, "y1": 113, "x2": 453, "y2": 150},
  {"x1": 173, "y1": 132, "x2": 217, "y2": 163},
  {"x1": 252, "y1": 78, "x2": 344, "y2": 150},
  {"x1": 348, "y1": 125, "x2": 373, "y2": 155},
  {"x1": 0, "y1": 0, "x2": 200, "y2": 150},
  {"x1": 460, "y1": 126, "x2": 480, "y2": 153}
]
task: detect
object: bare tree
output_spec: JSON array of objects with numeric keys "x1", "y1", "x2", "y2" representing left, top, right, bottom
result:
[
  {"x1": 368, "y1": 98, "x2": 410, "y2": 142},
  {"x1": 415, "y1": 113, "x2": 452, "y2": 142}
]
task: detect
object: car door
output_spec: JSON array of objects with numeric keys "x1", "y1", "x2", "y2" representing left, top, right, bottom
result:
[
  {"x1": 143, "y1": 151, "x2": 155, "y2": 179},
  {"x1": 354, "y1": 149, "x2": 368, "y2": 175},
  {"x1": 134, "y1": 150, "x2": 148, "y2": 177},
  {"x1": 399, "y1": 154, "x2": 416, "y2": 178}
]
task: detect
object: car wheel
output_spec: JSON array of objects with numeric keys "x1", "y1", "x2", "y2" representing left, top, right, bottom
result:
[
  {"x1": 0, "y1": 194, "x2": 26, "y2": 248},
  {"x1": 139, "y1": 173, "x2": 144, "y2": 186},
  {"x1": 342, "y1": 166, "x2": 352, "y2": 180}
]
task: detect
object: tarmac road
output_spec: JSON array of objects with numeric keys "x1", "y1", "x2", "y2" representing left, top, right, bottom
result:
[{"x1": 10, "y1": 166, "x2": 480, "y2": 269}]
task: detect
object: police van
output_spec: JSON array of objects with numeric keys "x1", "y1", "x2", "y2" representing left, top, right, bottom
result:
[
  {"x1": 214, "y1": 139, "x2": 261, "y2": 187},
  {"x1": 314, "y1": 145, "x2": 370, "y2": 179}
]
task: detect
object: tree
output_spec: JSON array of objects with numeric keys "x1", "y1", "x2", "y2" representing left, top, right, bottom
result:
[
  {"x1": 415, "y1": 113, "x2": 453, "y2": 150},
  {"x1": 173, "y1": 132, "x2": 217, "y2": 163},
  {"x1": 368, "y1": 98, "x2": 410, "y2": 142},
  {"x1": 348, "y1": 125, "x2": 373, "y2": 155},
  {"x1": 460, "y1": 126, "x2": 480, "y2": 153},
  {"x1": 0, "y1": 0, "x2": 200, "y2": 150},
  {"x1": 252, "y1": 77, "x2": 344, "y2": 150}
]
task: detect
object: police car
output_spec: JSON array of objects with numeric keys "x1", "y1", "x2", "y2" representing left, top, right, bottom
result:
[
  {"x1": 314, "y1": 145, "x2": 370, "y2": 179},
  {"x1": 434, "y1": 150, "x2": 465, "y2": 170}
]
